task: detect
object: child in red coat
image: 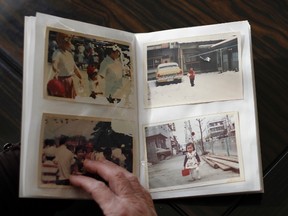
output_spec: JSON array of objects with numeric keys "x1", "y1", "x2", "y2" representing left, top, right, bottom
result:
[{"x1": 188, "y1": 67, "x2": 196, "y2": 87}]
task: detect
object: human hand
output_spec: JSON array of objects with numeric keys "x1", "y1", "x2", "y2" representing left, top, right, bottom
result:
[{"x1": 69, "y1": 159, "x2": 157, "y2": 216}]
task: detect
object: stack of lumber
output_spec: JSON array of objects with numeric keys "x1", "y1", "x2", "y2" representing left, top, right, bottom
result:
[{"x1": 202, "y1": 154, "x2": 239, "y2": 172}]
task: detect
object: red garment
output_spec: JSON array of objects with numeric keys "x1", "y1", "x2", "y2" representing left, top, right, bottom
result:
[
  {"x1": 58, "y1": 76, "x2": 76, "y2": 99},
  {"x1": 47, "y1": 78, "x2": 65, "y2": 97},
  {"x1": 188, "y1": 68, "x2": 195, "y2": 79},
  {"x1": 87, "y1": 65, "x2": 98, "y2": 80}
]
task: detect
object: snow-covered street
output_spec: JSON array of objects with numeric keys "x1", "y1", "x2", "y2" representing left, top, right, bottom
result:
[{"x1": 146, "y1": 71, "x2": 243, "y2": 108}]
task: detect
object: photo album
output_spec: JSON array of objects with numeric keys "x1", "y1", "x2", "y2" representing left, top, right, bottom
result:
[{"x1": 20, "y1": 12, "x2": 263, "y2": 200}]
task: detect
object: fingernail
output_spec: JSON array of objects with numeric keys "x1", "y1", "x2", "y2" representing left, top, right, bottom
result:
[
  {"x1": 83, "y1": 159, "x2": 92, "y2": 165},
  {"x1": 98, "y1": 157, "x2": 106, "y2": 162}
]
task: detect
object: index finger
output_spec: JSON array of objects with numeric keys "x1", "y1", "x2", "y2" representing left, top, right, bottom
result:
[{"x1": 83, "y1": 159, "x2": 134, "y2": 181}]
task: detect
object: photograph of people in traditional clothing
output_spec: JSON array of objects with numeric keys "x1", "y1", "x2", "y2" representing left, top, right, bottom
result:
[
  {"x1": 40, "y1": 114, "x2": 134, "y2": 187},
  {"x1": 45, "y1": 29, "x2": 133, "y2": 107}
]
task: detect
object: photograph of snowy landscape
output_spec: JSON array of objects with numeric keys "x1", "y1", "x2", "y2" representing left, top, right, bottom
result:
[{"x1": 145, "y1": 33, "x2": 242, "y2": 108}]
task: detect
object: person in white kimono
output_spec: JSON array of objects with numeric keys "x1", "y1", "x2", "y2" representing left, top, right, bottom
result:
[{"x1": 98, "y1": 44, "x2": 123, "y2": 103}]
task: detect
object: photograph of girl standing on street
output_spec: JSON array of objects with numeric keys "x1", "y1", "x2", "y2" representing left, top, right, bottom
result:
[
  {"x1": 144, "y1": 112, "x2": 244, "y2": 192},
  {"x1": 45, "y1": 28, "x2": 133, "y2": 107}
]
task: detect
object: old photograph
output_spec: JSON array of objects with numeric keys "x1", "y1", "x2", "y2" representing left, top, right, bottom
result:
[
  {"x1": 39, "y1": 113, "x2": 134, "y2": 187},
  {"x1": 144, "y1": 112, "x2": 244, "y2": 192},
  {"x1": 145, "y1": 33, "x2": 242, "y2": 108},
  {"x1": 44, "y1": 28, "x2": 134, "y2": 107}
]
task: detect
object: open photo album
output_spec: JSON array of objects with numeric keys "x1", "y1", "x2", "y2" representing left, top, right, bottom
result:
[{"x1": 20, "y1": 12, "x2": 263, "y2": 200}]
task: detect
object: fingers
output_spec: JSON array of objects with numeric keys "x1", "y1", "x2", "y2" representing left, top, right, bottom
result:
[
  {"x1": 107, "y1": 170, "x2": 135, "y2": 195},
  {"x1": 69, "y1": 159, "x2": 139, "y2": 205},
  {"x1": 69, "y1": 174, "x2": 115, "y2": 207},
  {"x1": 86, "y1": 159, "x2": 138, "y2": 193},
  {"x1": 82, "y1": 159, "x2": 138, "y2": 194},
  {"x1": 83, "y1": 159, "x2": 133, "y2": 181},
  {"x1": 69, "y1": 159, "x2": 157, "y2": 216}
]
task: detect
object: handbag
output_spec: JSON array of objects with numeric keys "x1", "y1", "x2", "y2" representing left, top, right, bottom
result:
[{"x1": 181, "y1": 168, "x2": 190, "y2": 176}]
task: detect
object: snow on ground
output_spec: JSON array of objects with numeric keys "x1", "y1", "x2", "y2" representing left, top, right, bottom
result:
[{"x1": 147, "y1": 71, "x2": 243, "y2": 108}]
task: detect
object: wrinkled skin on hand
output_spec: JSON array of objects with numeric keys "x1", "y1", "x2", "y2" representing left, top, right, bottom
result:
[{"x1": 70, "y1": 159, "x2": 157, "y2": 216}]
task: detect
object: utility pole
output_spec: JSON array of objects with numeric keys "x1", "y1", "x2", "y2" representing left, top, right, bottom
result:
[{"x1": 196, "y1": 118, "x2": 206, "y2": 154}]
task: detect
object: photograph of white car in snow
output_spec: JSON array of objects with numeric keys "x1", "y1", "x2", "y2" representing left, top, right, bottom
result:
[
  {"x1": 155, "y1": 62, "x2": 183, "y2": 86},
  {"x1": 145, "y1": 32, "x2": 243, "y2": 108}
]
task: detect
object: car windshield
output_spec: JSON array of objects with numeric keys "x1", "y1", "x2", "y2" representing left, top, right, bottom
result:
[{"x1": 158, "y1": 64, "x2": 178, "y2": 69}]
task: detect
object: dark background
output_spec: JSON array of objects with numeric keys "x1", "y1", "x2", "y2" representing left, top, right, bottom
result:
[{"x1": 0, "y1": 0, "x2": 287, "y2": 215}]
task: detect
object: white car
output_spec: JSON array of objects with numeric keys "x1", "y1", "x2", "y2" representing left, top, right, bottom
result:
[{"x1": 155, "y1": 62, "x2": 183, "y2": 86}]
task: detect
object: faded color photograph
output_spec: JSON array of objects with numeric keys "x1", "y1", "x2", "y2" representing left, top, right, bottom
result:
[
  {"x1": 144, "y1": 112, "x2": 244, "y2": 192},
  {"x1": 145, "y1": 33, "x2": 242, "y2": 108},
  {"x1": 45, "y1": 28, "x2": 133, "y2": 107},
  {"x1": 39, "y1": 113, "x2": 134, "y2": 187}
]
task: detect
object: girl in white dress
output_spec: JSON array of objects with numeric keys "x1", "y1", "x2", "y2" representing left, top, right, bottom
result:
[{"x1": 183, "y1": 142, "x2": 201, "y2": 180}]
